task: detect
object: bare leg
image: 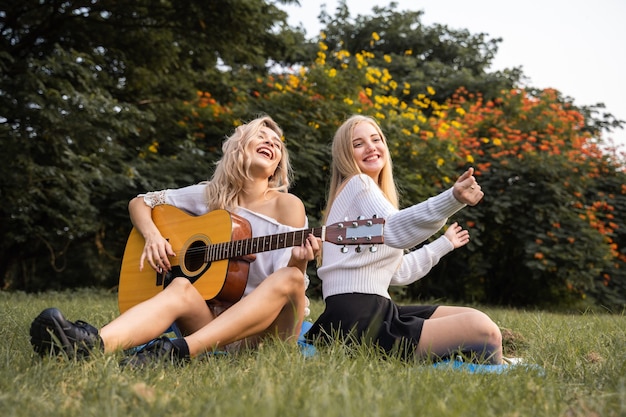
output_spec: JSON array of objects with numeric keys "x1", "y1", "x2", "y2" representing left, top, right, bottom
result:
[
  {"x1": 184, "y1": 266, "x2": 306, "y2": 357},
  {"x1": 100, "y1": 278, "x2": 214, "y2": 352},
  {"x1": 417, "y1": 306, "x2": 503, "y2": 364}
]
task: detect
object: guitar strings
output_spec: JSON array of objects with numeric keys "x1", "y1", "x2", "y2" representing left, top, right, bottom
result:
[{"x1": 167, "y1": 227, "x2": 321, "y2": 262}]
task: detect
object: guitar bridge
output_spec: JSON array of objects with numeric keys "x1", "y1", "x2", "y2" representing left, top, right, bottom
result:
[
  {"x1": 156, "y1": 270, "x2": 166, "y2": 287},
  {"x1": 156, "y1": 266, "x2": 186, "y2": 288}
]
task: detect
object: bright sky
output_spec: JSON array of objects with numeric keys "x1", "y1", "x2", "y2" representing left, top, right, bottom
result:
[{"x1": 281, "y1": 0, "x2": 626, "y2": 148}]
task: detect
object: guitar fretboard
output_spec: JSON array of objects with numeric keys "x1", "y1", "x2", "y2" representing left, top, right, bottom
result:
[{"x1": 204, "y1": 226, "x2": 325, "y2": 262}]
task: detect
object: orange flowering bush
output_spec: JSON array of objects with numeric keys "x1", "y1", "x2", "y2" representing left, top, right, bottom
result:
[
  {"x1": 182, "y1": 32, "x2": 626, "y2": 308},
  {"x1": 428, "y1": 87, "x2": 626, "y2": 307}
]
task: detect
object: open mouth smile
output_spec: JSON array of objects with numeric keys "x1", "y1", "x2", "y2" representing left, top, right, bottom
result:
[
  {"x1": 363, "y1": 154, "x2": 380, "y2": 162},
  {"x1": 257, "y1": 146, "x2": 274, "y2": 159}
]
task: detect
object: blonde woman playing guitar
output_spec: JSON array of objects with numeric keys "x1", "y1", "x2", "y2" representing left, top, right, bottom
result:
[{"x1": 30, "y1": 115, "x2": 321, "y2": 366}]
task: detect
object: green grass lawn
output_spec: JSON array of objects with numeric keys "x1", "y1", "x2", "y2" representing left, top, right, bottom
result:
[{"x1": 1, "y1": 289, "x2": 625, "y2": 417}]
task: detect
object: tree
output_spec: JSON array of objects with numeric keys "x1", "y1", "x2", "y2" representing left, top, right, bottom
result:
[
  {"x1": 0, "y1": 0, "x2": 304, "y2": 290},
  {"x1": 3, "y1": 0, "x2": 624, "y2": 310},
  {"x1": 310, "y1": 1, "x2": 522, "y2": 104},
  {"x1": 240, "y1": 29, "x2": 626, "y2": 308}
]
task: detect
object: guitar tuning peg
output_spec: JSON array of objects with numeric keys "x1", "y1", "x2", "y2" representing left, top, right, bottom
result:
[
  {"x1": 341, "y1": 246, "x2": 348, "y2": 253},
  {"x1": 355, "y1": 245, "x2": 362, "y2": 253},
  {"x1": 372, "y1": 214, "x2": 378, "y2": 218},
  {"x1": 369, "y1": 245, "x2": 378, "y2": 253},
  {"x1": 357, "y1": 215, "x2": 364, "y2": 220}
]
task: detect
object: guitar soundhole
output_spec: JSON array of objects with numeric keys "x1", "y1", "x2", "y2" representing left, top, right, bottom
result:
[{"x1": 184, "y1": 240, "x2": 209, "y2": 272}]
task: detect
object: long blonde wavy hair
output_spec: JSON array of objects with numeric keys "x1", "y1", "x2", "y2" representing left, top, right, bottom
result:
[
  {"x1": 323, "y1": 115, "x2": 399, "y2": 225},
  {"x1": 203, "y1": 115, "x2": 291, "y2": 211}
]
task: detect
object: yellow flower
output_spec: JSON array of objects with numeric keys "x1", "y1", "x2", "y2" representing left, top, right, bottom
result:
[
  {"x1": 343, "y1": 97, "x2": 354, "y2": 105},
  {"x1": 148, "y1": 142, "x2": 159, "y2": 153},
  {"x1": 437, "y1": 158, "x2": 444, "y2": 167},
  {"x1": 355, "y1": 53, "x2": 365, "y2": 68},
  {"x1": 336, "y1": 50, "x2": 351, "y2": 60},
  {"x1": 383, "y1": 54, "x2": 391, "y2": 63},
  {"x1": 427, "y1": 86, "x2": 436, "y2": 95},
  {"x1": 455, "y1": 107, "x2": 466, "y2": 116},
  {"x1": 404, "y1": 49, "x2": 413, "y2": 55},
  {"x1": 328, "y1": 68, "x2": 337, "y2": 78},
  {"x1": 287, "y1": 74, "x2": 299, "y2": 89},
  {"x1": 466, "y1": 154, "x2": 475, "y2": 163},
  {"x1": 372, "y1": 32, "x2": 380, "y2": 41},
  {"x1": 493, "y1": 138, "x2": 502, "y2": 146},
  {"x1": 316, "y1": 51, "x2": 326, "y2": 65}
]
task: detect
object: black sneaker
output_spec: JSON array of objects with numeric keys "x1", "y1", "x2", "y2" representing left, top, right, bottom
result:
[
  {"x1": 120, "y1": 336, "x2": 188, "y2": 369},
  {"x1": 30, "y1": 307, "x2": 102, "y2": 359}
]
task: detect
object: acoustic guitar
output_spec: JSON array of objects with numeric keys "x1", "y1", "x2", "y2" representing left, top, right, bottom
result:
[{"x1": 118, "y1": 205, "x2": 384, "y2": 313}]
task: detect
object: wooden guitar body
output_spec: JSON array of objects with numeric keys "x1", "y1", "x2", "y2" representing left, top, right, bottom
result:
[{"x1": 118, "y1": 207, "x2": 251, "y2": 313}]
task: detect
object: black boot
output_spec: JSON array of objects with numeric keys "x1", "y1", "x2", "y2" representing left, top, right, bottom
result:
[
  {"x1": 30, "y1": 307, "x2": 102, "y2": 359},
  {"x1": 120, "y1": 336, "x2": 190, "y2": 369}
]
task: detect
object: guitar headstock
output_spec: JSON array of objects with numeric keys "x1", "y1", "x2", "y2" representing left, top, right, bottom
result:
[{"x1": 325, "y1": 217, "x2": 385, "y2": 246}]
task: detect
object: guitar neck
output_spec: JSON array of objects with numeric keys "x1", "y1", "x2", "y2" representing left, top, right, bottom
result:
[{"x1": 205, "y1": 226, "x2": 325, "y2": 262}]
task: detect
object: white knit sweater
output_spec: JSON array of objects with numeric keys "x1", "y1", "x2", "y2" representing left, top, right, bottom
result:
[{"x1": 318, "y1": 174, "x2": 466, "y2": 299}]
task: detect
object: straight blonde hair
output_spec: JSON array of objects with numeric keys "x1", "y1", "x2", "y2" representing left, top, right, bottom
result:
[{"x1": 323, "y1": 115, "x2": 398, "y2": 225}]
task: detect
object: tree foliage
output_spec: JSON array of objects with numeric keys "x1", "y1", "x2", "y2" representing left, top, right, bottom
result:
[
  {"x1": 2, "y1": 0, "x2": 625, "y2": 310},
  {"x1": 418, "y1": 87, "x2": 626, "y2": 308},
  {"x1": 0, "y1": 0, "x2": 304, "y2": 290}
]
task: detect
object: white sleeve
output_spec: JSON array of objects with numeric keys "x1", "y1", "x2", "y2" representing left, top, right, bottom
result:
[
  {"x1": 139, "y1": 183, "x2": 209, "y2": 216},
  {"x1": 335, "y1": 175, "x2": 466, "y2": 250},
  {"x1": 385, "y1": 188, "x2": 466, "y2": 249},
  {"x1": 390, "y1": 235, "x2": 454, "y2": 286}
]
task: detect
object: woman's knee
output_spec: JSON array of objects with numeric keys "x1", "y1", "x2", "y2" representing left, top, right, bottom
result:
[
  {"x1": 273, "y1": 267, "x2": 306, "y2": 297},
  {"x1": 470, "y1": 311, "x2": 502, "y2": 347},
  {"x1": 164, "y1": 277, "x2": 201, "y2": 303}
]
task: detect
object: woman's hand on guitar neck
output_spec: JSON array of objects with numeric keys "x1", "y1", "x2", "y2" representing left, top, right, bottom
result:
[{"x1": 287, "y1": 233, "x2": 320, "y2": 273}]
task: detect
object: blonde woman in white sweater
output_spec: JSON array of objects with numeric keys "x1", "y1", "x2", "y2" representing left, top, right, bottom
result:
[{"x1": 306, "y1": 115, "x2": 504, "y2": 364}]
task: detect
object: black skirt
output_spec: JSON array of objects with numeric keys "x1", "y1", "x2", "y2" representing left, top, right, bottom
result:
[{"x1": 306, "y1": 293, "x2": 438, "y2": 359}]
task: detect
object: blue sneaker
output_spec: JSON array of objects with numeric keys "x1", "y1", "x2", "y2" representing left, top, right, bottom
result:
[
  {"x1": 298, "y1": 321, "x2": 316, "y2": 358},
  {"x1": 432, "y1": 357, "x2": 544, "y2": 375}
]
